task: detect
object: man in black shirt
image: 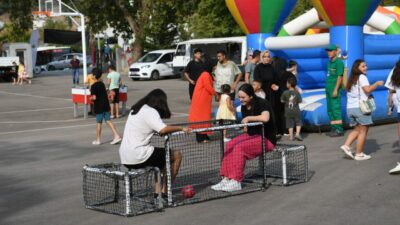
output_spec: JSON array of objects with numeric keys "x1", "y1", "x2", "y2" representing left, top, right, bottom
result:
[
  {"x1": 184, "y1": 48, "x2": 206, "y2": 100},
  {"x1": 90, "y1": 68, "x2": 122, "y2": 145}
]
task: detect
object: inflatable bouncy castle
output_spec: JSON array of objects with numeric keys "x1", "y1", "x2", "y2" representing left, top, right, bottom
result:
[{"x1": 226, "y1": 0, "x2": 400, "y2": 129}]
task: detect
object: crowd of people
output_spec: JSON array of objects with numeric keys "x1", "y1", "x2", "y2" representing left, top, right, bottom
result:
[{"x1": 84, "y1": 44, "x2": 400, "y2": 198}]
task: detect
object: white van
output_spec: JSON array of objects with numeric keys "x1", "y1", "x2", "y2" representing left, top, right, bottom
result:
[
  {"x1": 172, "y1": 36, "x2": 247, "y2": 77},
  {"x1": 128, "y1": 49, "x2": 175, "y2": 80}
]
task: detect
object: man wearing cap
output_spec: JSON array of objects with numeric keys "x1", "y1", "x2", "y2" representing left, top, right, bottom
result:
[
  {"x1": 184, "y1": 48, "x2": 206, "y2": 100},
  {"x1": 245, "y1": 50, "x2": 261, "y2": 84},
  {"x1": 325, "y1": 44, "x2": 345, "y2": 137}
]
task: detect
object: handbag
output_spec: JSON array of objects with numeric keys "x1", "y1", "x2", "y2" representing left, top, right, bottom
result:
[{"x1": 358, "y1": 79, "x2": 376, "y2": 114}]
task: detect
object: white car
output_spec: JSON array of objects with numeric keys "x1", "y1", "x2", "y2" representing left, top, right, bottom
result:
[{"x1": 128, "y1": 49, "x2": 176, "y2": 80}]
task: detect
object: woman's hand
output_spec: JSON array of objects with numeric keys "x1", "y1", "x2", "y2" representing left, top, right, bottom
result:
[
  {"x1": 182, "y1": 127, "x2": 192, "y2": 133},
  {"x1": 241, "y1": 117, "x2": 250, "y2": 124},
  {"x1": 271, "y1": 84, "x2": 279, "y2": 91},
  {"x1": 375, "y1": 81, "x2": 384, "y2": 86}
]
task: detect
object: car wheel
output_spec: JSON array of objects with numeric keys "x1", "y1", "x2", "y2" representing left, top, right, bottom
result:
[
  {"x1": 151, "y1": 70, "x2": 160, "y2": 80},
  {"x1": 33, "y1": 66, "x2": 41, "y2": 74},
  {"x1": 48, "y1": 65, "x2": 55, "y2": 71}
]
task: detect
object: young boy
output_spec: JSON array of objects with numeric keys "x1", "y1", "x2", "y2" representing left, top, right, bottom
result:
[
  {"x1": 252, "y1": 79, "x2": 266, "y2": 99},
  {"x1": 90, "y1": 68, "x2": 122, "y2": 145},
  {"x1": 281, "y1": 76, "x2": 303, "y2": 141}
]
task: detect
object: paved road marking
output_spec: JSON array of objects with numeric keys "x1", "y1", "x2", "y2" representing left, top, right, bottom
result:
[
  {"x1": 0, "y1": 112, "x2": 188, "y2": 135},
  {"x1": 0, "y1": 122, "x2": 123, "y2": 136},
  {"x1": 0, "y1": 119, "x2": 86, "y2": 123},
  {"x1": 0, "y1": 91, "x2": 70, "y2": 101},
  {"x1": 0, "y1": 106, "x2": 73, "y2": 115}
]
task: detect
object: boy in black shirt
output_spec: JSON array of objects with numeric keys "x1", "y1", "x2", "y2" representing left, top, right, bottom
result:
[
  {"x1": 90, "y1": 68, "x2": 122, "y2": 145},
  {"x1": 184, "y1": 48, "x2": 206, "y2": 100}
]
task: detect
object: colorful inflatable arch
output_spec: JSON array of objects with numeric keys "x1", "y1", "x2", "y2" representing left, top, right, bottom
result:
[{"x1": 225, "y1": 0, "x2": 400, "y2": 129}]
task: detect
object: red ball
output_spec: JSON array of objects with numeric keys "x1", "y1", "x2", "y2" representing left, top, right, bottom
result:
[{"x1": 181, "y1": 185, "x2": 195, "y2": 198}]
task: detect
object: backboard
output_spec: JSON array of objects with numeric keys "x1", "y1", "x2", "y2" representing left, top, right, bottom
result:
[{"x1": 36, "y1": 0, "x2": 78, "y2": 17}]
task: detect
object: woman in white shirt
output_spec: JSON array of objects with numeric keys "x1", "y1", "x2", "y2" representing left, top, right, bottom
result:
[
  {"x1": 340, "y1": 59, "x2": 383, "y2": 161},
  {"x1": 119, "y1": 89, "x2": 190, "y2": 196},
  {"x1": 385, "y1": 60, "x2": 400, "y2": 173}
]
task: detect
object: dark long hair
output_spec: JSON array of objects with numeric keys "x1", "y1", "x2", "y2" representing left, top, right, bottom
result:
[
  {"x1": 390, "y1": 61, "x2": 400, "y2": 88},
  {"x1": 130, "y1": 89, "x2": 171, "y2": 119},
  {"x1": 238, "y1": 83, "x2": 256, "y2": 114},
  {"x1": 346, "y1": 59, "x2": 365, "y2": 92}
]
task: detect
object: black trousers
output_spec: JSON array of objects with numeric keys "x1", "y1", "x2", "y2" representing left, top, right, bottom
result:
[{"x1": 189, "y1": 84, "x2": 195, "y2": 100}]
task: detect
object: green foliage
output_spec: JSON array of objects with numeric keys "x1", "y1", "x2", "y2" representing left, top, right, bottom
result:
[
  {"x1": 0, "y1": 23, "x2": 31, "y2": 42},
  {"x1": 0, "y1": 0, "x2": 34, "y2": 43},
  {"x1": 189, "y1": 0, "x2": 244, "y2": 39},
  {"x1": 287, "y1": 0, "x2": 313, "y2": 22},
  {"x1": 42, "y1": 19, "x2": 70, "y2": 30},
  {"x1": 381, "y1": 0, "x2": 400, "y2": 6}
]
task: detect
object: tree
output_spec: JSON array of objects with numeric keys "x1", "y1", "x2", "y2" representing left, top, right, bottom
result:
[
  {"x1": 381, "y1": 0, "x2": 400, "y2": 6},
  {"x1": 189, "y1": 0, "x2": 244, "y2": 38},
  {"x1": 0, "y1": 0, "x2": 34, "y2": 43},
  {"x1": 287, "y1": 0, "x2": 313, "y2": 22},
  {"x1": 76, "y1": 0, "x2": 182, "y2": 61}
]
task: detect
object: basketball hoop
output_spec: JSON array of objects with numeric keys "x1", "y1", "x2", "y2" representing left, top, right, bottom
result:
[{"x1": 33, "y1": 11, "x2": 52, "y2": 18}]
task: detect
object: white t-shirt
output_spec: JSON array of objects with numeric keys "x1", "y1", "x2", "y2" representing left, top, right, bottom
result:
[
  {"x1": 119, "y1": 104, "x2": 167, "y2": 165},
  {"x1": 347, "y1": 74, "x2": 370, "y2": 109},
  {"x1": 385, "y1": 68, "x2": 400, "y2": 112}
]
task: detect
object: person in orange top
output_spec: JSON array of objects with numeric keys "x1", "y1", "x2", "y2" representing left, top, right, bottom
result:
[{"x1": 188, "y1": 71, "x2": 218, "y2": 142}]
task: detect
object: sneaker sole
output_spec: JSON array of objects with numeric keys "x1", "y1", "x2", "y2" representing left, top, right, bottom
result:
[{"x1": 340, "y1": 146, "x2": 354, "y2": 159}]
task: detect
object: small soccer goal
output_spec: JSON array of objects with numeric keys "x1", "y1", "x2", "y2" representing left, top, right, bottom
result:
[{"x1": 82, "y1": 163, "x2": 163, "y2": 216}]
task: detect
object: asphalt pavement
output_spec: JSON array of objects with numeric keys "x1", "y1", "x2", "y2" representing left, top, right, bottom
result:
[{"x1": 0, "y1": 70, "x2": 399, "y2": 225}]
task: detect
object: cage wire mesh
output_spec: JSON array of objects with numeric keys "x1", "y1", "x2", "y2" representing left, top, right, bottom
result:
[
  {"x1": 82, "y1": 163, "x2": 163, "y2": 216},
  {"x1": 82, "y1": 121, "x2": 309, "y2": 216},
  {"x1": 264, "y1": 144, "x2": 308, "y2": 186},
  {"x1": 161, "y1": 120, "x2": 267, "y2": 206}
]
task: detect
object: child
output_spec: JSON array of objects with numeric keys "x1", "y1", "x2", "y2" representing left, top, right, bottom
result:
[
  {"x1": 90, "y1": 68, "x2": 122, "y2": 145},
  {"x1": 85, "y1": 69, "x2": 98, "y2": 115},
  {"x1": 287, "y1": 60, "x2": 302, "y2": 94},
  {"x1": 252, "y1": 79, "x2": 266, "y2": 99},
  {"x1": 17, "y1": 61, "x2": 31, "y2": 85},
  {"x1": 281, "y1": 76, "x2": 303, "y2": 141},
  {"x1": 216, "y1": 84, "x2": 236, "y2": 142}
]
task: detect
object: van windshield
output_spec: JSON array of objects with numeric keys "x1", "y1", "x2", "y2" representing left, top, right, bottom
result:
[{"x1": 138, "y1": 53, "x2": 161, "y2": 63}]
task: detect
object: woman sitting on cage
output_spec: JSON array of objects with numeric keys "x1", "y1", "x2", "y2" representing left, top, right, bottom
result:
[
  {"x1": 119, "y1": 89, "x2": 191, "y2": 198},
  {"x1": 211, "y1": 83, "x2": 277, "y2": 192}
]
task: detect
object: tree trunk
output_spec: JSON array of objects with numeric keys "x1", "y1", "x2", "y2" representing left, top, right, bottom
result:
[
  {"x1": 131, "y1": 40, "x2": 143, "y2": 63},
  {"x1": 115, "y1": 0, "x2": 148, "y2": 62}
]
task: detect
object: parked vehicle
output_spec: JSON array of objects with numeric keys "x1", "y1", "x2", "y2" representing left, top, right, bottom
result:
[
  {"x1": 128, "y1": 49, "x2": 175, "y2": 80},
  {"x1": 0, "y1": 57, "x2": 19, "y2": 82},
  {"x1": 172, "y1": 36, "x2": 247, "y2": 78},
  {"x1": 46, "y1": 53, "x2": 91, "y2": 71},
  {"x1": 0, "y1": 42, "x2": 32, "y2": 81},
  {"x1": 35, "y1": 46, "x2": 71, "y2": 73}
]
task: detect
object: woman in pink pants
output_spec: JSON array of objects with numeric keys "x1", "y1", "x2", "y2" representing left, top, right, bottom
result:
[{"x1": 211, "y1": 83, "x2": 277, "y2": 192}]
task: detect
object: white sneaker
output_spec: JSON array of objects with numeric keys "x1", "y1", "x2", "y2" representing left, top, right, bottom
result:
[
  {"x1": 110, "y1": 137, "x2": 122, "y2": 145},
  {"x1": 354, "y1": 152, "x2": 371, "y2": 161},
  {"x1": 211, "y1": 178, "x2": 229, "y2": 191},
  {"x1": 92, "y1": 140, "x2": 101, "y2": 145},
  {"x1": 220, "y1": 179, "x2": 242, "y2": 192},
  {"x1": 340, "y1": 145, "x2": 354, "y2": 159},
  {"x1": 223, "y1": 137, "x2": 231, "y2": 142},
  {"x1": 389, "y1": 162, "x2": 400, "y2": 174}
]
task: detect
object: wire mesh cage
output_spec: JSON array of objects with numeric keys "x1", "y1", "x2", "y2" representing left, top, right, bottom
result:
[
  {"x1": 82, "y1": 163, "x2": 163, "y2": 216},
  {"x1": 160, "y1": 120, "x2": 268, "y2": 207},
  {"x1": 264, "y1": 144, "x2": 308, "y2": 186}
]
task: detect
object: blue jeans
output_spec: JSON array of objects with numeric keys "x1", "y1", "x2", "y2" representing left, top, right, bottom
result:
[
  {"x1": 347, "y1": 108, "x2": 373, "y2": 127},
  {"x1": 72, "y1": 69, "x2": 79, "y2": 84}
]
